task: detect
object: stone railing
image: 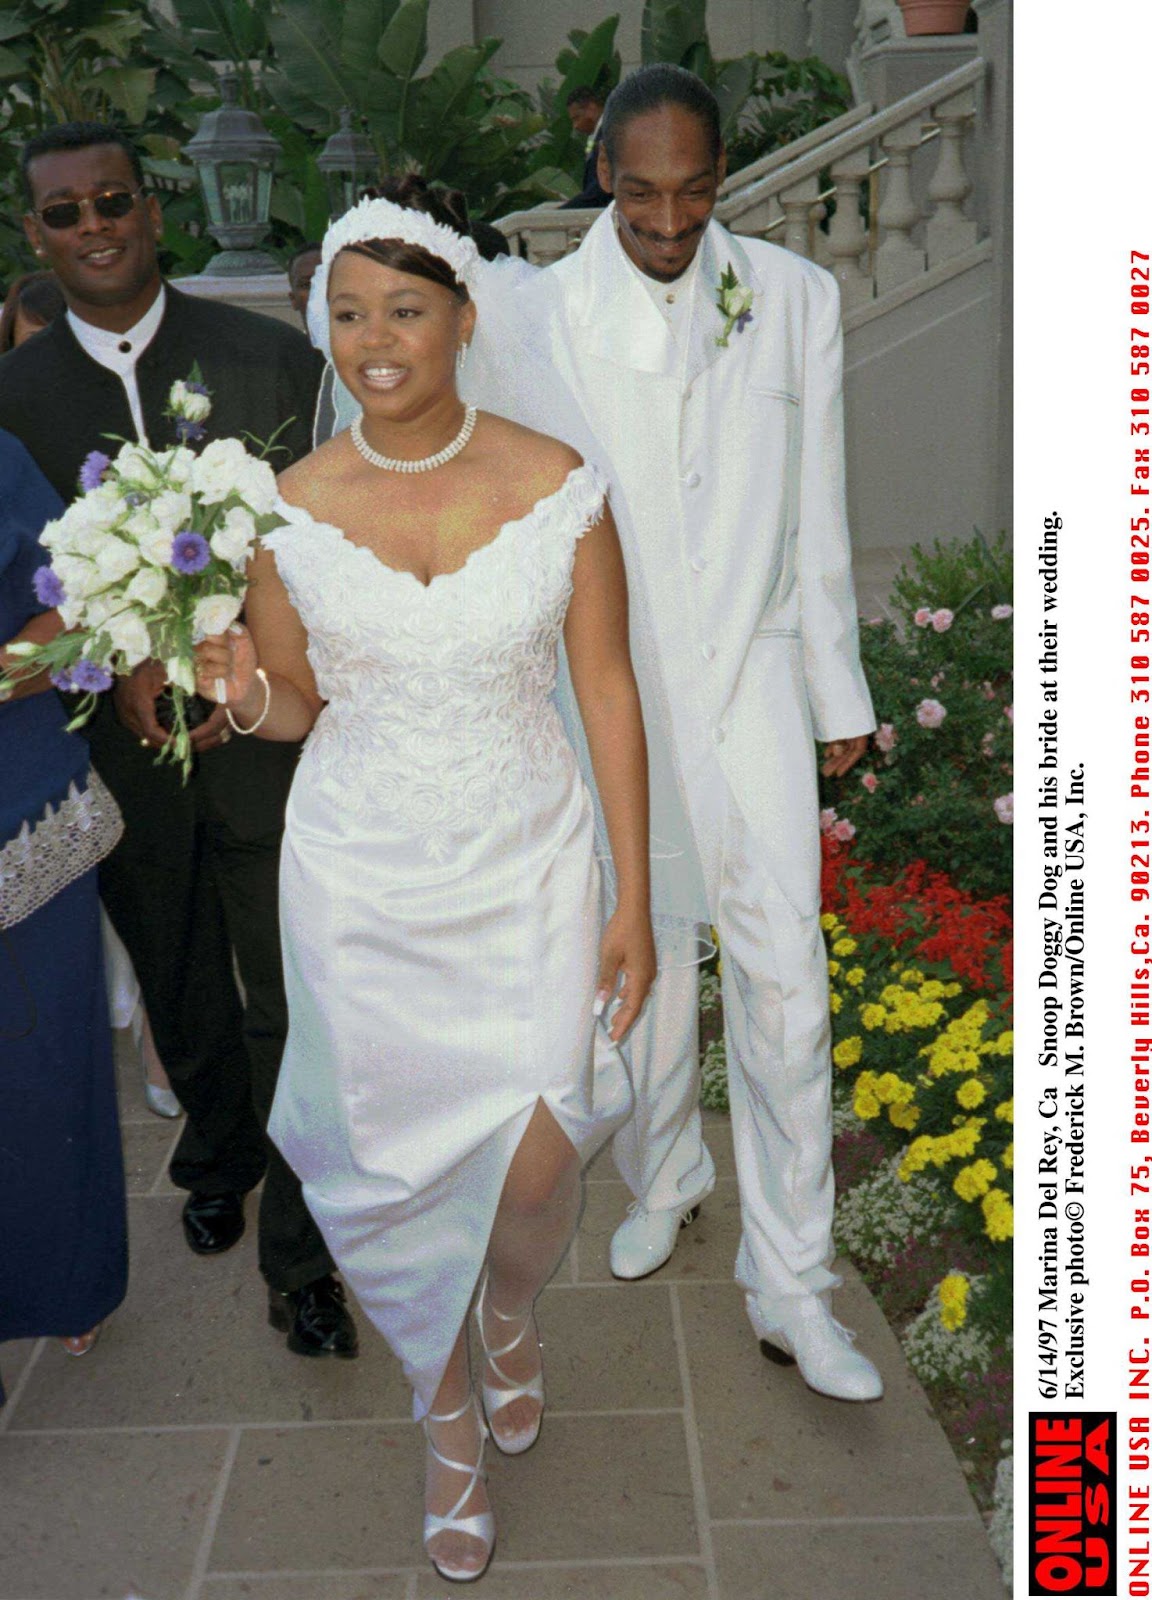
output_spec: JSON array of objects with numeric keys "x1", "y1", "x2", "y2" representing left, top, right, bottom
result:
[{"x1": 495, "y1": 58, "x2": 987, "y2": 313}]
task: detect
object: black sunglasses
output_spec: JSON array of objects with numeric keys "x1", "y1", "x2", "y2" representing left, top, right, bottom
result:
[{"x1": 33, "y1": 186, "x2": 144, "y2": 231}]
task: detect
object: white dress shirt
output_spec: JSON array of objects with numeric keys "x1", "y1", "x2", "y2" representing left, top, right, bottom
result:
[
  {"x1": 66, "y1": 285, "x2": 167, "y2": 445},
  {"x1": 621, "y1": 236, "x2": 702, "y2": 342}
]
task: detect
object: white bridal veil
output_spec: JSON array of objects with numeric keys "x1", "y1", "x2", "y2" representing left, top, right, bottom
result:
[{"x1": 308, "y1": 227, "x2": 711, "y2": 958}]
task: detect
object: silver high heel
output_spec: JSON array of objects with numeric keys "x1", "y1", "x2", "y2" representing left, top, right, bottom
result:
[
  {"x1": 422, "y1": 1392, "x2": 496, "y2": 1582},
  {"x1": 474, "y1": 1272, "x2": 544, "y2": 1455}
]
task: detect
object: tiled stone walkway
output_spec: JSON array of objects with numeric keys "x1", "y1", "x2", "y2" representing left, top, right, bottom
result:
[{"x1": 0, "y1": 1031, "x2": 1005, "y2": 1600}]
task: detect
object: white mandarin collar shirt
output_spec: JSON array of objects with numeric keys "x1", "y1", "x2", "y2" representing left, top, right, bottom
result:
[
  {"x1": 66, "y1": 284, "x2": 168, "y2": 445},
  {"x1": 620, "y1": 236, "x2": 702, "y2": 343}
]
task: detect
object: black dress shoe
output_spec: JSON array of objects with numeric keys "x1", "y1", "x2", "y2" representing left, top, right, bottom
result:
[
  {"x1": 181, "y1": 1191, "x2": 246, "y2": 1255},
  {"x1": 268, "y1": 1274, "x2": 359, "y2": 1359}
]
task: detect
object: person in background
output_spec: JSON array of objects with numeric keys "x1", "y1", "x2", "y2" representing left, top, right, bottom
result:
[
  {"x1": 0, "y1": 270, "x2": 65, "y2": 352},
  {"x1": 559, "y1": 87, "x2": 611, "y2": 211},
  {"x1": 0, "y1": 266, "x2": 180, "y2": 1121},
  {"x1": 0, "y1": 427, "x2": 127, "y2": 1387},
  {"x1": 287, "y1": 242, "x2": 322, "y2": 329},
  {"x1": 0, "y1": 120, "x2": 357, "y2": 1362}
]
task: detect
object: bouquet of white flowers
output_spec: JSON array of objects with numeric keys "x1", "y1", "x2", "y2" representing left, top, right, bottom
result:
[{"x1": 0, "y1": 370, "x2": 286, "y2": 775}]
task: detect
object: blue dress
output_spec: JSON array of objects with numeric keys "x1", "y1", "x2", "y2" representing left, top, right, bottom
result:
[{"x1": 0, "y1": 429, "x2": 127, "y2": 1374}]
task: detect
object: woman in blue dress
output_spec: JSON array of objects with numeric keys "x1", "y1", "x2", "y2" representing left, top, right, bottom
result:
[{"x1": 0, "y1": 427, "x2": 127, "y2": 1394}]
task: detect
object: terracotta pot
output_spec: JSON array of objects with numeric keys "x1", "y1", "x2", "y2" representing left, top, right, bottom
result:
[{"x1": 898, "y1": 0, "x2": 971, "y2": 34}]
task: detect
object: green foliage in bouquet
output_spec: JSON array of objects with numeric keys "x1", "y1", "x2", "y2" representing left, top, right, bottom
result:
[{"x1": 821, "y1": 533, "x2": 1014, "y2": 899}]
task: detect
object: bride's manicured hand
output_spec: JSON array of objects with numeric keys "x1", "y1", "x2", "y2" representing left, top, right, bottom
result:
[
  {"x1": 193, "y1": 623, "x2": 259, "y2": 709},
  {"x1": 595, "y1": 908, "x2": 657, "y2": 1043}
]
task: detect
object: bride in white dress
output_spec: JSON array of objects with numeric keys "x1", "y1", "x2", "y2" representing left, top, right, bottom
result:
[{"x1": 194, "y1": 182, "x2": 655, "y2": 1581}]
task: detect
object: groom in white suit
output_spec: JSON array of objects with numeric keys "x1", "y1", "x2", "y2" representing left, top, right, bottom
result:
[{"x1": 543, "y1": 65, "x2": 882, "y2": 1401}]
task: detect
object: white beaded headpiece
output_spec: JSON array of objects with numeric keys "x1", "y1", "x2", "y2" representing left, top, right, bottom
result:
[{"x1": 306, "y1": 194, "x2": 482, "y2": 359}]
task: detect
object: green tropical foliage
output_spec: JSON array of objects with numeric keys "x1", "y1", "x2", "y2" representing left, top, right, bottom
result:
[{"x1": 0, "y1": 0, "x2": 854, "y2": 287}]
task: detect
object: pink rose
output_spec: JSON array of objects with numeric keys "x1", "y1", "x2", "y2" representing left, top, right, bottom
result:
[
  {"x1": 860, "y1": 772, "x2": 878, "y2": 793},
  {"x1": 930, "y1": 673, "x2": 943, "y2": 689},
  {"x1": 931, "y1": 609, "x2": 954, "y2": 633},
  {"x1": 874, "y1": 722, "x2": 897, "y2": 753},
  {"x1": 993, "y1": 793, "x2": 1013, "y2": 825},
  {"x1": 833, "y1": 818, "x2": 857, "y2": 842},
  {"x1": 981, "y1": 732, "x2": 994, "y2": 755},
  {"x1": 819, "y1": 807, "x2": 838, "y2": 834},
  {"x1": 913, "y1": 608, "x2": 933, "y2": 628},
  {"x1": 982, "y1": 681, "x2": 996, "y2": 700},
  {"x1": 916, "y1": 698, "x2": 947, "y2": 729},
  {"x1": 991, "y1": 604, "x2": 1013, "y2": 620},
  {"x1": 1004, "y1": 705, "x2": 1014, "y2": 724}
]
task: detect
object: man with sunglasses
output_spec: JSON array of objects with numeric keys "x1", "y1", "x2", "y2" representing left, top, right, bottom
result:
[{"x1": 0, "y1": 121, "x2": 359, "y2": 1364}]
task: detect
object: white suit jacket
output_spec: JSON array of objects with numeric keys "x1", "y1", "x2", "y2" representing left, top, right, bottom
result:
[{"x1": 545, "y1": 210, "x2": 874, "y2": 918}]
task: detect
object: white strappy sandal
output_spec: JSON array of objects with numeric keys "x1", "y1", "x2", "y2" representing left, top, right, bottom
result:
[
  {"x1": 474, "y1": 1273, "x2": 544, "y2": 1455},
  {"x1": 422, "y1": 1392, "x2": 495, "y2": 1583}
]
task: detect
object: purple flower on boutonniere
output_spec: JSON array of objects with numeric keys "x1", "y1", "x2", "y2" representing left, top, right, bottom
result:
[
  {"x1": 715, "y1": 262, "x2": 755, "y2": 349},
  {"x1": 79, "y1": 450, "x2": 111, "y2": 492},
  {"x1": 166, "y1": 365, "x2": 213, "y2": 445}
]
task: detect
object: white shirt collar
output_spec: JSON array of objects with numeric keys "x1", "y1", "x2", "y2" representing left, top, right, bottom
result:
[
  {"x1": 66, "y1": 283, "x2": 167, "y2": 374},
  {"x1": 616, "y1": 229, "x2": 702, "y2": 339},
  {"x1": 66, "y1": 284, "x2": 167, "y2": 444}
]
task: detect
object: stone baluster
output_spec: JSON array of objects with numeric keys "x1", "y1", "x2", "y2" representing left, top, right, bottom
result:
[
  {"x1": 925, "y1": 87, "x2": 978, "y2": 265},
  {"x1": 778, "y1": 173, "x2": 821, "y2": 259},
  {"x1": 810, "y1": 199, "x2": 833, "y2": 269},
  {"x1": 875, "y1": 116, "x2": 926, "y2": 294},
  {"x1": 826, "y1": 147, "x2": 871, "y2": 309},
  {"x1": 525, "y1": 225, "x2": 575, "y2": 267}
]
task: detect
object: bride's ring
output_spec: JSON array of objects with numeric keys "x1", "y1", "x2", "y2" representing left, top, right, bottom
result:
[{"x1": 214, "y1": 677, "x2": 228, "y2": 706}]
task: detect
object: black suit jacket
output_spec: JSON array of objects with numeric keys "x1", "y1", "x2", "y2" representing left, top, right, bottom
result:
[
  {"x1": 560, "y1": 131, "x2": 612, "y2": 210},
  {"x1": 0, "y1": 283, "x2": 324, "y2": 837}
]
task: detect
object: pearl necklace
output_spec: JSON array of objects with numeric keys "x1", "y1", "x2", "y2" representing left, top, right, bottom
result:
[{"x1": 351, "y1": 405, "x2": 477, "y2": 473}]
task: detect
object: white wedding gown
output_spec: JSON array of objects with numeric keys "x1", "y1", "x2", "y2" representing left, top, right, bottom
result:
[{"x1": 263, "y1": 461, "x2": 632, "y2": 1416}]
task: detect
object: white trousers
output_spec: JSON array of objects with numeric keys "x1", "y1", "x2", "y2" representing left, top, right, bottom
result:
[{"x1": 608, "y1": 775, "x2": 839, "y2": 1317}]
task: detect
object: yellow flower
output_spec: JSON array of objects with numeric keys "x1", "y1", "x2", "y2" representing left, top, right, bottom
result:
[
  {"x1": 956, "y1": 1078, "x2": 987, "y2": 1110},
  {"x1": 918, "y1": 979, "x2": 946, "y2": 1000},
  {"x1": 880, "y1": 984, "x2": 904, "y2": 1005},
  {"x1": 845, "y1": 966, "x2": 866, "y2": 987},
  {"x1": 861, "y1": 1003, "x2": 886, "y2": 1030},
  {"x1": 832, "y1": 937, "x2": 857, "y2": 956},
  {"x1": 1003, "y1": 1142, "x2": 1014, "y2": 1170},
  {"x1": 854, "y1": 1088, "x2": 881, "y2": 1120},
  {"x1": 832, "y1": 1035, "x2": 863, "y2": 1069},
  {"x1": 900, "y1": 968, "x2": 926, "y2": 986},
  {"x1": 944, "y1": 981, "x2": 963, "y2": 997},
  {"x1": 830, "y1": 992, "x2": 842, "y2": 1014},
  {"x1": 938, "y1": 1272, "x2": 969, "y2": 1331},
  {"x1": 889, "y1": 1102, "x2": 921, "y2": 1131},
  {"x1": 982, "y1": 1188, "x2": 1014, "y2": 1241},
  {"x1": 994, "y1": 1098, "x2": 1013, "y2": 1123},
  {"x1": 953, "y1": 1158, "x2": 998, "y2": 1202},
  {"x1": 827, "y1": 959, "x2": 841, "y2": 977},
  {"x1": 820, "y1": 913, "x2": 839, "y2": 932}
]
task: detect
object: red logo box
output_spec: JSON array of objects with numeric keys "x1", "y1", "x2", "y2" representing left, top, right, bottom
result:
[{"x1": 1029, "y1": 1413, "x2": 1117, "y2": 1594}]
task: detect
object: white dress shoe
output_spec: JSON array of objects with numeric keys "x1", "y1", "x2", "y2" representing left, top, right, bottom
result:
[
  {"x1": 609, "y1": 1199, "x2": 701, "y2": 1280},
  {"x1": 143, "y1": 1078, "x2": 182, "y2": 1119},
  {"x1": 748, "y1": 1295, "x2": 884, "y2": 1402}
]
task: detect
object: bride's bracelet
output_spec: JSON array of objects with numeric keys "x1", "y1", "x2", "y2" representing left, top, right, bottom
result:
[{"x1": 225, "y1": 668, "x2": 271, "y2": 735}]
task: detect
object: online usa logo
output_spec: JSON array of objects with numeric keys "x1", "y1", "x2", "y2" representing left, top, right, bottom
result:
[{"x1": 1029, "y1": 1413, "x2": 1117, "y2": 1594}]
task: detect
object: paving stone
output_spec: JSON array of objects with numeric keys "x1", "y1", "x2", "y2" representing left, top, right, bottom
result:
[
  {"x1": 417, "y1": 1562, "x2": 710, "y2": 1598},
  {"x1": 0, "y1": 1428, "x2": 227, "y2": 1600},
  {"x1": 121, "y1": 1118, "x2": 181, "y2": 1195},
  {"x1": 203, "y1": 1578, "x2": 410, "y2": 1599},
  {"x1": 536, "y1": 1283, "x2": 682, "y2": 1411},
  {"x1": 211, "y1": 1414, "x2": 698, "y2": 1574},
  {"x1": 0, "y1": 1339, "x2": 39, "y2": 1411},
  {"x1": 712, "y1": 1517, "x2": 1005, "y2": 1600},
  {"x1": 7, "y1": 1198, "x2": 411, "y2": 1430},
  {"x1": 677, "y1": 1277, "x2": 981, "y2": 1524}
]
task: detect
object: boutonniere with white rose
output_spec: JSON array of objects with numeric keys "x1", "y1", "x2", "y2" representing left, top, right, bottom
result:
[
  {"x1": 714, "y1": 262, "x2": 755, "y2": 349},
  {"x1": 0, "y1": 370, "x2": 286, "y2": 777}
]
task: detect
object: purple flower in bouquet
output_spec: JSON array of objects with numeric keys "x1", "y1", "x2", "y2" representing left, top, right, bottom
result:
[
  {"x1": 171, "y1": 530, "x2": 211, "y2": 575},
  {"x1": 50, "y1": 667, "x2": 75, "y2": 692},
  {"x1": 32, "y1": 565, "x2": 65, "y2": 607},
  {"x1": 71, "y1": 659, "x2": 114, "y2": 694},
  {"x1": 175, "y1": 416, "x2": 206, "y2": 445},
  {"x1": 79, "y1": 450, "x2": 111, "y2": 492}
]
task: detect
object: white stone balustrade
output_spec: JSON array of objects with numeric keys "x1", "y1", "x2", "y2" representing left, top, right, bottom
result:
[{"x1": 494, "y1": 57, "x2": 987, "y2": 323}]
